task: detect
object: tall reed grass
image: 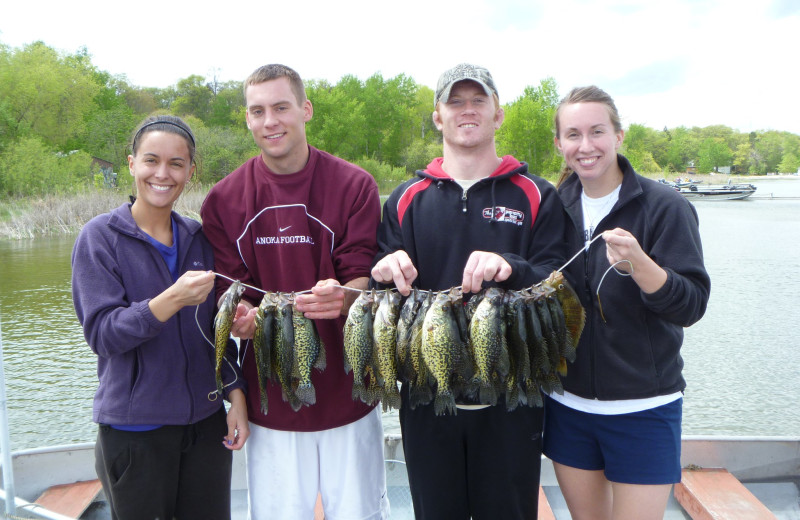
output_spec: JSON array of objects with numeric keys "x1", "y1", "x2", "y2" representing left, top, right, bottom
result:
[{"x1": 0, "y1": 185, "x2": 211, "y2": 240}]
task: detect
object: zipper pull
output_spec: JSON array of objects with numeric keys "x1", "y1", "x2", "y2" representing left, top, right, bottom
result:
[{"x1": 461, "y1": 190, "x2": 468, "y2": 213}]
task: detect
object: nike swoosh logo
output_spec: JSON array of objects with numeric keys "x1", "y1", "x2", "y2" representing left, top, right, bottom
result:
[{"x1": 279, "y1": 226, "x2": 292, "y2": 232}]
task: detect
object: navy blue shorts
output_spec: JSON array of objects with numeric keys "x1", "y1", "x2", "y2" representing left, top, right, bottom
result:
[{"x1": 543, "y1": 396, "x2": 682, "y2": 485}]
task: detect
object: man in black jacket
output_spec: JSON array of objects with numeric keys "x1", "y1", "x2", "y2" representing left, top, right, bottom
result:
[{"x1": 372, "y1": 63, "x2": 568, "y2": 520}]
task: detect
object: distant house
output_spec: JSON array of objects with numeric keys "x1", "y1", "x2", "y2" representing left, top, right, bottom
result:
[
  {"x1": 91, "y1": 157, "x2": 113, "y2": 174},
  {"x1": 686, "y1": 161, "x2": 697, "y2": 174},
  {"x1": 92, "y1": 157, "x2": 117, "y2": 187}
]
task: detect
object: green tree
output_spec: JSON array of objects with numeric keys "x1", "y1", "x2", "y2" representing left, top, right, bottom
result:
[
  {"x1": 358, "y1": 73, "x2": 420, "y2": 165},
  {"x1": 207, "y1": 80, "x2": 245, "y2": 127},
  {"x1": 192, "y1": 122, "x2": 257, "y2": 183},
  {"x1": 623, "y1": 124, "x2": 664, "y2": 173},
  {"x1": 402, "y1": 139, "x2": 441, "y2": 174},
  {"x1": 120, "y1": 84, "x2": 160, "y2": 116},
  {"x1": 84, "y1": 104, "x2": 136, "y2": 171},
  {"x1": 754, "y1": 131, "x2": 784, "y2": 173},
  {"x1": 496, "y1": 77, "x2": 560, "y2": 176},
  {"x1": 0, "y1": 136, "x2": 93, "y2": 197},
  {"x1": 778, "y1": 152, "x2": 799, "y2": 174},
  {"x1": 0, "y1": 41, "x2": 100, "y2": 150},
  {"x1": 306, "y1": 79, "x2": 367, "y2": 160},
  {"x1": 172, "y1": 75, "x2": 214, "y2": 122},
  {"x1": 352, "y1": 156, "x2": 407, "y2": 194},
  {"x1": 697, "y1": 138, "x2": 732, "y2": 173},
  {"x1": 664, "y1": 127, "x2": 698, "y2": 172},
  {"x1": 733, "y1": 142, "x2": 752, "y2": 173}
]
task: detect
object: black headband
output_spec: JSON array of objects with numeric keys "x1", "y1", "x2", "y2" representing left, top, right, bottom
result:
[{"x1": 133, "y1": 120, "x2": 196, "y2": 148}]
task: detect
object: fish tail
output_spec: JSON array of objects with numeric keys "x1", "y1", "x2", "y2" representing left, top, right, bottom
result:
[
  {"x1": 409, "y1": 383, "x2": 432, "y2": 409},
  {"x1": 259, "y1": 392, "x2": 269, "y2": 415},
  {"x1": 505, "y1": 387, "x2": 520, "y2": 412},
  {"x1": 351, "y1": 381, "x2": 365, "y2": 402},
  {"x1": 384, "y1": 382, "x2": 402, "y2": 411},
  {"x1": 365, "y1": 382, "x2": 382, "y2": 406},
  {"x1": 295, "y1": 383, "x2": 317, "y2": 406},
  {"x1": 289, "y1": 392, "x2": 303, "y2": 412},
  {"x1": 478, "y1": 382, "x2": 498, "y2": 406},
  {"x1": 433, "y1": 392, "x2": 457, "y2": 416},
  {"x1": 525, "y1": 379, "x2": 543, "y2": 408}
]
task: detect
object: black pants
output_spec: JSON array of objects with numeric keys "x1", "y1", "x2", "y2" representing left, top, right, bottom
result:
[
  {"x1": 400, "y1": 386, "x2": 544, "y2": 520},
  {"x1": 95, "y1": 407, "x2": 232, "y2": 520}
]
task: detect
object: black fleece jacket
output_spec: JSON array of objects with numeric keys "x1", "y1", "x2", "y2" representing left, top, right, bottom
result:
[{"x1": 558, "y1": 155, "x2": 711, "y2": 400}]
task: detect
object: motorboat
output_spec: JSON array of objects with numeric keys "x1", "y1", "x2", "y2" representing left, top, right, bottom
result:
[{"x1": 660, "y1": 179, "x2": 758, "y2": 200}]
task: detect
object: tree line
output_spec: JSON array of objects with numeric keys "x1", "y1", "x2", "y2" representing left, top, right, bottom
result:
[{"x1": 1, "y1": 40, "x2": 799, "y2": 198}]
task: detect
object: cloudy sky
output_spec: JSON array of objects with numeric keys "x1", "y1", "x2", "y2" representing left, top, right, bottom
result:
[{"x1": 3, "y1": 0, "x2": 799, "y2": 134}]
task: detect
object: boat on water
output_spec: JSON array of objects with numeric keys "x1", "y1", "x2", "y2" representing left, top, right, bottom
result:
[
  {"x1": 2, "y1": 434, "x2": 798, "y2": 519},
  {"x1": 659, "y1": 179, "x2": 758, "y2": 200}
]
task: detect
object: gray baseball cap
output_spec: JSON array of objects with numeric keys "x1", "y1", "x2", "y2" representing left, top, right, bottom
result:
[{"x1": 434, "y1": 63, "x2": 498, "y2": 107}]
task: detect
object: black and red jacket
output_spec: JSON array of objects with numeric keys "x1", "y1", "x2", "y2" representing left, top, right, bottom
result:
[{"x1": 374, "y1": 155, "x2": 568, "y2": 293}]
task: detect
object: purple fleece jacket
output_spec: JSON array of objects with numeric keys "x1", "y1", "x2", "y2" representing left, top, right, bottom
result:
[{"x1": 72, "y1": 203, "x2": 244, "y2": 425}]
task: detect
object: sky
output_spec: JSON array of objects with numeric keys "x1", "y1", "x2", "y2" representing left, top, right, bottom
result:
[{"x1": 3, "y1": 0, "x2": 799, "y2": 135}]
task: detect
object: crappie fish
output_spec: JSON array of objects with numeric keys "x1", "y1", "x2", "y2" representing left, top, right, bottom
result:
[
  {"x1": 396, "y1": 289, "x2": 423, "y2": 382},
  {"x1": 292, "y1": 297, "x2": 326, "y2": 407},
  {"x1": 505, "y1": 291, "x2": 532, "y2": 410},
  {"x1": 343, "y1": 290, "x2": 376, "y2": 404},
  {"x1": 273, "y1": 294, "x2": 301, "y2": 411},
  {"x1": 214, "y1": 280, "x2": 244, "y2": 395},
  {"x1": 421, "y1": 291, "x2": 465, "y2": 416},
  {"x1": 253, "y1": 292, "x2": 278, "y2": 415},
  {"x1": 373, "y1": 289, "x2": 402, "y2": 410},
  {"x1": 546, "y1": 294, "x2": 572, "y2": 374},
  {"x1": 469, "y1": 287, "x2": 509, "y2": 406},
  {"x1": 544, "y1": 270, "x2": 585, "y2": 357},
  {"x1": 408, "y1": 292, "x2": 433, "y2": 409},
  {"x1": 534, "y1": 293, "x2": 561, "y2": 377},
  {"x1": 523, "y1": 288, "x2": 550, "y2": 377}
]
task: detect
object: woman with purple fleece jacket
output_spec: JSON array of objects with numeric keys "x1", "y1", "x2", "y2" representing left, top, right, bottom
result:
[{"x1": 71, "y1": 115, "x2": 248, "y2": 520}]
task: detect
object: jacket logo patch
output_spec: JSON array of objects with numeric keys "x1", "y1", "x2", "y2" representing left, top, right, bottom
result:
[{"x1": 482, "y1": 206, "x2": 524, "y2": 226}]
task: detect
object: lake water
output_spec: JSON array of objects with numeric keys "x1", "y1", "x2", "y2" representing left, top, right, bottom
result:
[{"x1": 1, "y1": 178, "x2": 798, "y2": 452}]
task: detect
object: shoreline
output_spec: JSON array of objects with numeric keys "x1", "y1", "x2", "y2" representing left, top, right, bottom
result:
[{"x1": 1, "y1": 175, "x2": 797, "y2": 240}]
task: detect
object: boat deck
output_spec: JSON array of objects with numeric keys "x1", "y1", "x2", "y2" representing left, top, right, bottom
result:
[{"x1": 3, "y1": 436, "x2": 799, "y2": 519}]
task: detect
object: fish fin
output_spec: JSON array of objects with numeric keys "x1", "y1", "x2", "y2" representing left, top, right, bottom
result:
[
  {"x1": 563, "y1": 342, "x2": 577, "y2": 364},
  {"x1": 557, "y1": 357, "x2": 568, "y2": 377},
  {"x1": 343, "y1": 356, "x2": 353, "y2": 374},
  {"x1": 315, "y1": 343, "x2": 327, "y2": 370}
]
